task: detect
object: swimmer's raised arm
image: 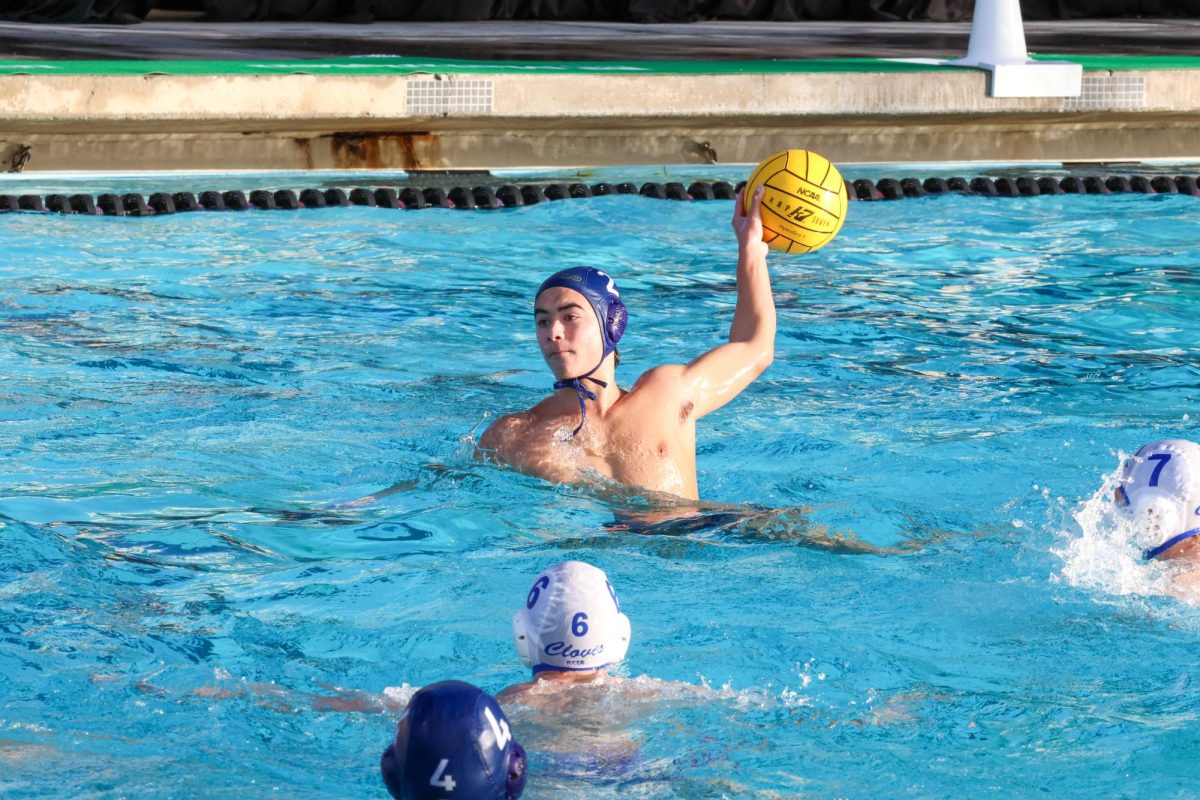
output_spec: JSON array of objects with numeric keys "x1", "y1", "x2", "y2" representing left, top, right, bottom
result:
[{"x1": 679, "y1": 184, "x2": 775, "y2": 420}]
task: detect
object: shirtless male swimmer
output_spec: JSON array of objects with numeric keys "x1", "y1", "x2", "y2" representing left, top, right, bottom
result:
[{"x1": 479, "y1": 186, "x2": 774, "y2": 500}]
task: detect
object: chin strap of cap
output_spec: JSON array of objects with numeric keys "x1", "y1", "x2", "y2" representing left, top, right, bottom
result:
[
  {"x1": 553, "y1": 360, "x2": 608, "y2": 437},
  {"x1": 1144, "y1": 526, "x2": 1200, "y2": 560}
]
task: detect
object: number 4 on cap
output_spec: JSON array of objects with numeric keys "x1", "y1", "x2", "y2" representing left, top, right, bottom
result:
[
  {"x1": 430, "y1": 758, "x2": 456, "y2": 792},
  {"x1": 483, "y1": 706, "x2": 512, "y2": 749}
]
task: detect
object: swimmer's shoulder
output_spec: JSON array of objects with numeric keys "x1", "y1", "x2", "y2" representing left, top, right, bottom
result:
[
  {"x1": 496, "y1": 680, "x2": 534, "y2": 705},
  {"x1": 629, "y1": 363, "x2": 686, "y2": 393},
  {"x1": 479, "y1": 411, "x2": 532, "y2": 458},
  {"x1": 498, "y1": 674, "x2": 625, "y2": 711},
  {"x1": 479, "y1": 401, "x2": 565, "y2": 460},
  {"x1": 627, "y1": 364, "x2": 700, "y2": 420}
]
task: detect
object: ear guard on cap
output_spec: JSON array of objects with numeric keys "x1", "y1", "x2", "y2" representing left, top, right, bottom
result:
[
  {"x1": 604, "y1": 612, "x2": 632, "y2": 664},
  {"x1": 501, "y1": 739, "x2": 528, "y2": 800},
  {"x1": 512, "y1": 610, "x2": 534, "y2": 667},
  {"x1": 380, "y1": 742, "x2": 405, "y2": 800},
  {"x1": 1122, "y1": 491, "x2": 1184, "y2": 549},
  {"x1": 602, "y1": 293, "x2": 627, "y2": 349}
]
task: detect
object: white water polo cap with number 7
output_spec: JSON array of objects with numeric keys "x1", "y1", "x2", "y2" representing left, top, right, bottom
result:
[
  {"x1": 1115, "y1": 439, "x2": 1200, "y2": 559},
  {"x1": 512, "y1": 561, "x2": 631, "y2": 673}
]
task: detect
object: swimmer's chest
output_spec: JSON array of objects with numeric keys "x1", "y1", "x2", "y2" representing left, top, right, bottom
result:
[{"x1": 575, "y1": 395, "x2": 697, "y2": 490}]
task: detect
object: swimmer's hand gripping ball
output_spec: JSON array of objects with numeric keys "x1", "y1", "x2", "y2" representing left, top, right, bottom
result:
[{"x1": 743, "y1": 149, "x2": 848, "y2": 254}]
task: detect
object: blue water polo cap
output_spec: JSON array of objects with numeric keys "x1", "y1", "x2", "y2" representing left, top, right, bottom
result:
[
  {"x1": 535, "y1": 267, "x2": 627, "y2": 436},
  {"x1": 380, "y1": 680, "x2": 527, "y2": 800},
  {"x1": 535, "y1": 267, "x2": 627, "y2": 359}
]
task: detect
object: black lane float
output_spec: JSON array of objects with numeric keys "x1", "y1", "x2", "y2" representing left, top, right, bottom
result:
[{"x1": 0, "y1": 175, "x2": 1197, "y2": 216}]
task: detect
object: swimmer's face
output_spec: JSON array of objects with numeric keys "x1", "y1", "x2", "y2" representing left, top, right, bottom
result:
[{"x1": 534, "y1": 286, "x2": 604, "y2": 379}]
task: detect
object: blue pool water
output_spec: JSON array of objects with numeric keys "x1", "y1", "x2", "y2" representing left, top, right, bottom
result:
[{"x1": 2, "y1": 182, "x2": 1200, "y2": 798}]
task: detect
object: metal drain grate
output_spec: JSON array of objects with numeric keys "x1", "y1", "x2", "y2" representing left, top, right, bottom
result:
[
  {"x1": 1062, "y1": 74, "x2": 1146, "y2": 111},
  {"x1": 405, "y1": 78, "x2": 494, "y2": 115}
]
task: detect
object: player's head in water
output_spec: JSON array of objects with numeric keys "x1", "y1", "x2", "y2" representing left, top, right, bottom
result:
[
  {"x1": 380, "y1": 680, "x2": 527, "y2": 800},
  {"x1": 513, "y1": 560, "x2": 631, "y2": 675},
  {"x1": 534, "y1": 267, "x2": 627, "y2": 435},
  {"x1": 1114, "y1": 439, "x2": 1200, "y2": 560}
]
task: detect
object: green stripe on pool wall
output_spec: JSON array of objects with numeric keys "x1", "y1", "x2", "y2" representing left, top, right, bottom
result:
[
  {"x1": 0, "y1": 57, "x2": 952, "y2": 75},
  {"x1": 0, "y1": 54, "x2": 1195, "y2": 77},
  {"x1": 1031, "y1": 54, "x2": 1200, "y2": 71}
]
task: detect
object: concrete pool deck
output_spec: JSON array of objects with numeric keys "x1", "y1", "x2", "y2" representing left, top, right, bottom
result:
[{"x1": 0, "y1": 18, "x2": 1198, "y2": 171}]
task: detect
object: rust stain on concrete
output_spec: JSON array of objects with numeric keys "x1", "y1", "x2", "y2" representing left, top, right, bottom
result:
[
  {"x1": 328, "y1": 132, "x2": 442, "y2": 169},
  {"x1": 289, "y1": 136, "x2": 315, "y2": 170}
]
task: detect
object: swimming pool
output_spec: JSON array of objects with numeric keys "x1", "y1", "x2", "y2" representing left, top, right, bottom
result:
[{"x1": 2, "y1": 177, "x2": 1199, "y2": 798}]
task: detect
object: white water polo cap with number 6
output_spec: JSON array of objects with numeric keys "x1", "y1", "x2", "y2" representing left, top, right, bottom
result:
[
  {"x1": 1115, "y1": 439, "x2": 1200, "y2": 559},
  {"x1": 512, "y1": 561, "x2": 631, "y2": 672}
]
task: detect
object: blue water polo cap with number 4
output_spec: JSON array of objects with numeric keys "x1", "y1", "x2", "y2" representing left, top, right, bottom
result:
[
  {"x1": 512, "y1": 561, "x2": 631, "y2": 673},
  {"x1": 380, "y1": 680, "x2": 527, "y2": 800},
  {"x1": 1115, "y1": 439, "x2": 1200, "y2": 559},
  {"x1": 535, "y1": 267, "x2": 628, "y2": 436},
  {"x1": 535, "y1": 267, "x2": 627, "y2": 360}
]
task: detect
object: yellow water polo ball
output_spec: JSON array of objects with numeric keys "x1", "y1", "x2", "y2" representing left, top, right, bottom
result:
[{"x1": 743, "y1": 149, "x2": 848, "y2": 254}]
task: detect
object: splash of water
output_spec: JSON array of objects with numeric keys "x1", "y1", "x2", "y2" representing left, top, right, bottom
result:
[{"x1": 1053, "y1": 453, "x2": 1181, "y2": 601}]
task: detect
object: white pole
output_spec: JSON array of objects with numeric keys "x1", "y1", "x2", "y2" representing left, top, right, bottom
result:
[
  {"x1": 960, "y1": 0, "x2": 1030, "y2": 67},
  {"x1": 943, "y1": 0, "x2": 1082, "y2": 97}
]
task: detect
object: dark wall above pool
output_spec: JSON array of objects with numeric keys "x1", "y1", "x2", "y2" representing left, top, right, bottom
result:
[{"x1": 3, "y1": 0, "x2": 1199, "y2": 23}]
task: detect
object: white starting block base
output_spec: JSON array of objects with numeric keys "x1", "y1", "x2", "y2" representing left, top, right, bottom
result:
[{"x1": 945, "y1": 58, "x2": 1083, "y2": 98}]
